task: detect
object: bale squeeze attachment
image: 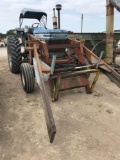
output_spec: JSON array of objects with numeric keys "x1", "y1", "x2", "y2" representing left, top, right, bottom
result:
[{"x1": 24, "y1": 34, "x2": 102, "y2": 143}]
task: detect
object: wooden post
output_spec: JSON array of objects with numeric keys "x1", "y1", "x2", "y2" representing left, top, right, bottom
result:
[{"x1": 105, "y1": 0, "x2": 114, "y2": 64}]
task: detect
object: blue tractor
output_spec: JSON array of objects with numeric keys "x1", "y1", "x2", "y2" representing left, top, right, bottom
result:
[
  {"x1": 7, "y1": 8, "x2": 104, "y2": 143},
  {"x1": 7, "y1": 8, "x2": 68, "y2": 73}
]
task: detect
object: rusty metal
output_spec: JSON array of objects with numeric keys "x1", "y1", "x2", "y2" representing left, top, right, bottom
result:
[
  {"x1": 27, "y1": 32, "x2": 120, "y2": 101},
  {"x1": 90, "y1": 70, "x2": 100, "y2": 93},
  {"x1": 83, "y1": 45, "x2": 120, "y2": 88},
  {"x1": 105, "y1": 0, "x2": 114, "y2": 64},
  {"x1": 30, "y1": 37, "x2": 101, "y2": 95},
  {"x1": 112, "y1": 63, "x2": 120, "y2": 74},
  {"x1": 83, "y1": 45, "x2": 111, "y2": 72},
  {"x1": 8, "y1": 5, "x2": 120, "y2": 144},
  {"x1": 51, "y1": 69, "x2": 98, "y2": 79},
  {"x1": 102, "y1": 69, "x2": 120, "y2": 88},
  {"x1": 52, "y1": 8, "x2": 57, "y2": 29},
  {"x1": 69, "y1": 32, "x2": 120, "y2": 87},
  {"x1": 49, "y1": 67, "x2": 100, "y2": 101},
  {"x1": 33, "y1": 44, "x2": 56, "y2": 143},
  {"x1": 48, "y1": 43, "x2": 79, "y2": 49},
  {"x1": 59, "y1": 77, "x2": 90, "y2": 93},
  {"x1": 26, "y1": 33, "x2": 106, "y2": 142}
]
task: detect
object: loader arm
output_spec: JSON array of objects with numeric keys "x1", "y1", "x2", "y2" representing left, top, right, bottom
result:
[{"x1": 83, "y1": 45, "x2": 120, "y2": 88}]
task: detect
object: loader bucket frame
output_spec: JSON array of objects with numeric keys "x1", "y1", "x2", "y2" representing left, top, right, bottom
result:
[{"x1": 23, "y1": 33, "x2": 108, "y2": 142}]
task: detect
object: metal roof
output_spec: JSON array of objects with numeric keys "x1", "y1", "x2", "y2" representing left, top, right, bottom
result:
[{"x1": 19, "y1": 8, "x2": 47, "y2": 21}]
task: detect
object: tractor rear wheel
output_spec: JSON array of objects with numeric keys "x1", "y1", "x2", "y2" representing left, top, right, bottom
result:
[
  {"x1": 7, "y1": 36, "x2": 22, "y2": 73},
  {"x1": 20, "y1": 63, "x2": 35, "y2": 93}
]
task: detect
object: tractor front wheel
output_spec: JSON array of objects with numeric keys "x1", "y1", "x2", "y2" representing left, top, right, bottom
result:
[{"x1": 20, "y1": 63, "x2": 35, "y2": 93}]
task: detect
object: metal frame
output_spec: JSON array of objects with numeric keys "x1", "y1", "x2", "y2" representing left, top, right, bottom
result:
[
  {"x1": 23, "y1": 32, "x2": 120, "y2": 143},
  {"x1": 23, "y1": 35, "x2": 105, "y2": 142}
]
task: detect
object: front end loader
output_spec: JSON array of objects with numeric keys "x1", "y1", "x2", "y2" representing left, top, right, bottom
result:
[{"x1": 7, "y1": 8, "x2": 116, "y2": 143}]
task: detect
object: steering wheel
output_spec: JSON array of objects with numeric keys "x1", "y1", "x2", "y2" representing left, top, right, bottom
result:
[{"x1": 31, "y1": 22, "x2": 40, "y2": 28}]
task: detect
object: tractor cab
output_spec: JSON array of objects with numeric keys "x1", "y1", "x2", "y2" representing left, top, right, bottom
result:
[
  {"x1": 17, "y1": 8, "x2": 68, "y2": 58},
  {"x1": 16, "y1": 8, "x2": 47, "y2": 44},
  {"x1": 19, "y1": 8, "x2": 47, "y2": 31},
  {"x1": 17, "y1": 8, "x2": 68, "y2": 46}
]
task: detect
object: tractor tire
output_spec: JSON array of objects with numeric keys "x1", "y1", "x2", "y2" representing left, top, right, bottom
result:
[
  {"x1": 7, "y1": 36, "x2": 22, "y2": 73},
  {"x1": 20, "y1": 63, "x2": 35, "y2": 93}
]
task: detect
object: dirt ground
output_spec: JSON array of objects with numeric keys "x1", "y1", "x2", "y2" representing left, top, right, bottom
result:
[{"x1": 0, "y1": 46, "x2": 120, "y2": 160}]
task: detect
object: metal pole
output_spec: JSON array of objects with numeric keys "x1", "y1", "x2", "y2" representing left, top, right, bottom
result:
[
  {"x1": 52, "y1": 8, "x2": 57, "y2": 29},
  {"x1": 81, "y1": 14, "x2": 83, "y2": 33},
  {"x1": 56, "y1": 4, "x2": 62, "y2": 29},
  {"x1": 105, "y1": 0, "x2": 114, "y2": 64},
  {"x1": 58, "y1": 10, "x2": 60, "y2": 29}
]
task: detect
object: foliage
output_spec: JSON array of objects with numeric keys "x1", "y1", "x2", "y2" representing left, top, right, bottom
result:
[
  {"x1": 114, "y1": 29, "x2": 120, "y2": 32},
  {"x1": 6, "y1": 29, "x2": 15, "y2": 35}
]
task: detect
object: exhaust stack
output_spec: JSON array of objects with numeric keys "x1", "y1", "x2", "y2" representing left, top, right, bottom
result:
[
  {"x1": 52, "y1": 8, "x2": 57, "y2": 29},
  {"x1": 56, "y1": 4, "x2": 62, "y2": 29},
  {"x1": 105, "y1": 0, "x2": 114, "y2": 64}
]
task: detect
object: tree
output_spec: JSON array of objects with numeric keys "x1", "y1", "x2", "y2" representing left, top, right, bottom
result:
[
  {"x1": 6, "y1": 29, "x2": 15, "y2": 36},
  {"x1": 114, "y1": 29, "x2": 120, "y2": 32}
]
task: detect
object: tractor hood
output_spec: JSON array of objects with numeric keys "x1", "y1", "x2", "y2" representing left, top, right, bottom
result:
[
  {"x1": 33, "y1": 27, "x2": 68, "y2": 40},
  {"x1": 19, "y1": 8, "x2": 47, "y2": 21}
]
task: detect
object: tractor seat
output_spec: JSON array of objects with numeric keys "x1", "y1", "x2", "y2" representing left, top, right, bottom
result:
[
  {"x1": 27, "y1": 28, "x2": 33, "y2": 34},
  {"x1": 24, "y1": 26, "x2": 33, "y2": 34}
]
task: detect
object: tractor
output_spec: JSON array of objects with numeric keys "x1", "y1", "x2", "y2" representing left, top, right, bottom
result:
[{"x1": 7, "y1": 7, "x2": 114, "y2": 143}]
